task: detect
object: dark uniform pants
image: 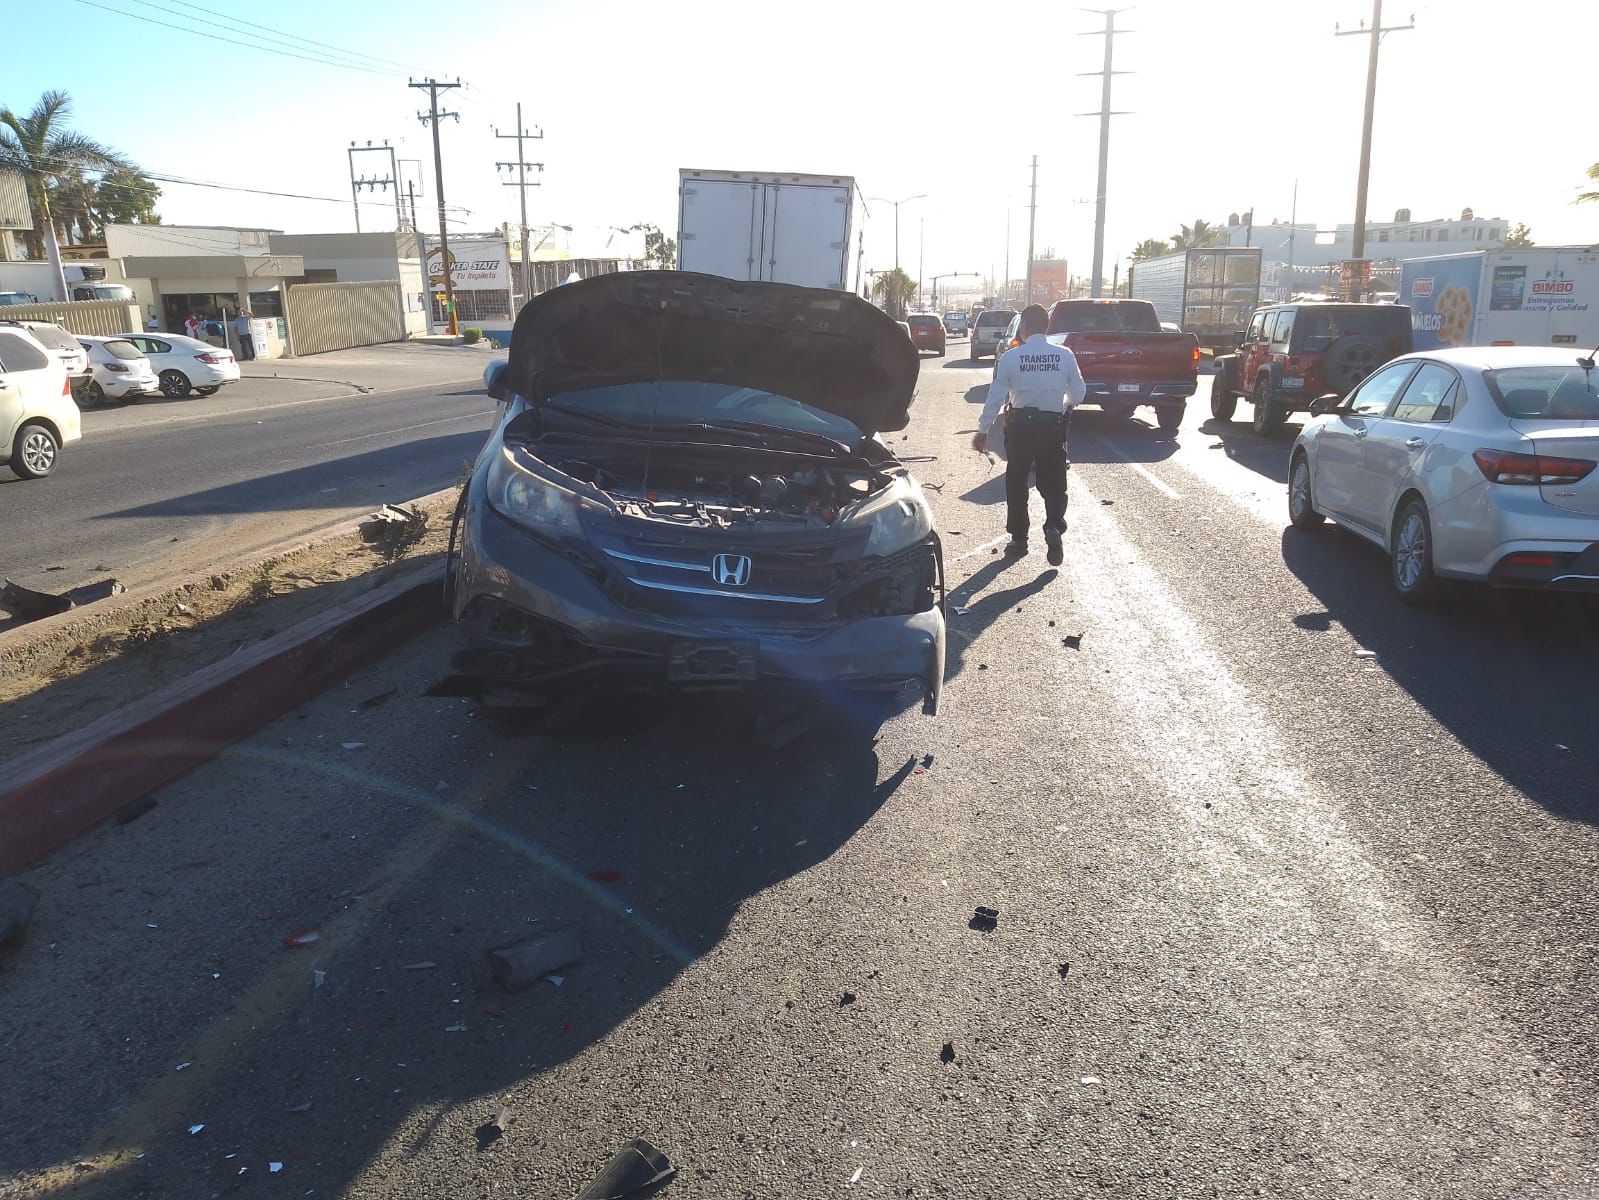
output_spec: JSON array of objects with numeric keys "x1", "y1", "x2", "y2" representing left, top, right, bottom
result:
[{"x1": 1003, "y1": 408, "x2": 1069, "y2": 540}]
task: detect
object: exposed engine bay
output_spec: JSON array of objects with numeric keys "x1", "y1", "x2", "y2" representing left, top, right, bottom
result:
[{"x1": 525, "y1": 430, "x2": 904, "y2": 530}]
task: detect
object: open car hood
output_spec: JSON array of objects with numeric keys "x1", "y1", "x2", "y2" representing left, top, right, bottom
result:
[{"x1": 504, "y1": 271, "x2": 919, "y2": 435}]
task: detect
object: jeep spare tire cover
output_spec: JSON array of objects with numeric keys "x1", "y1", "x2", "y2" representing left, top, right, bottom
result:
[
  {"x1": 1322, "y1": 335, "x2": 1388, "y2": 393},
  {"x1": 505, "y1": 271, "x2": 921, "y2": 435}
]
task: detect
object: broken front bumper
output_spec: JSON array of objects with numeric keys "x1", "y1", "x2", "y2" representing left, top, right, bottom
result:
[{"x1": 448, "y1": 495, "x2": 946, "y2": 714}]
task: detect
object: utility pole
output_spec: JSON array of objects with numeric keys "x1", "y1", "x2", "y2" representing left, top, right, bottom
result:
[
  {"x1": 1286, "y1": 179, "x2": 1298, "y2": 301},
  {"x1": 1003, "y1": 206, "x2": 1011, "y2": 303},
  {"x1": 1078, "y1": 7, "x2": 1131, "y2": 298},
  {"x1": 917, "y1": 217, "x2": 924, "y2": 310},
  {"x1": 1024, "y1": 156, "x2": 1038, "y2": 306},
  {"x1": 346, "y1": 142, "x2": 398, "y2": 233},
  {"x1": 410, "y1": 77, "x2": 461, "y2": 334},
  {"x1": 397, "y1": 158, "x2": 423, "y2": 229},
  {"x1": 494, "y1": 102, "x2": 544, "y2": 306},
  {"x1": 1337, "y1": 1, "x2": 1414, "y2": 266}
]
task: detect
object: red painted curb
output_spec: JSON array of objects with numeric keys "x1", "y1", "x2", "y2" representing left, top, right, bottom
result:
[{"x1": 0, "y1": 568, "x2": 444, "y2": 875}]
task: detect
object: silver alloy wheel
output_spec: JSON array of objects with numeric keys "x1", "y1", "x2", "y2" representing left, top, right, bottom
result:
[
  {"x1": 1395, "y1": 509, "x2": 1427, "y2": 591},
  {"x1": 21, "y1": 428, "x2": 57, "y2": 475},
  {"x1": 1290, "y1": 458, "x2": 1311, "y2": 518}
]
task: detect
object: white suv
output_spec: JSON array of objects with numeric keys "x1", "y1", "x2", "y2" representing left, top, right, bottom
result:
[
  {"x1": 0, "y1": 325, "x2": 81, "y2": 479},
  {"x1": 1, "y1": 319, "x2": 91, "y2": 396}
]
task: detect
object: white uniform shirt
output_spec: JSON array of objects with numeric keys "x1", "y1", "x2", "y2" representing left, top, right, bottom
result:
[{"x1": 977, "y1": 333, "x2": 1088, "y2": 434}]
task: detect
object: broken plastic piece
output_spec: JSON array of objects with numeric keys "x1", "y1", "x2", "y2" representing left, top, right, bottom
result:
[
  {"x1": 849, "y1": 1166, "x2": 863, "y2": 1185},
  {"x1": 313, "y1": 969, "x2": 326, "y2": 988},
  {"x1": 282, "y1": 927, "x2": 320, "y2": 948},
  {"x1": 476, "y1": 1107, "x2": 513, "y2": 1149},
  {"x1": 1353, "y1": 649, "x2": 1377, "y2": 659},
  {"x1": 341, "y1": 741, "x2": 365, "y2": 751},
  {"x1": 939, "y1": 1042, "x2": 956, "y2": 1064},
  {"x1": 1062, "y1": 633, "x2": 1082, "y2": 650},
  {"x1": 575, "y1": 1137, "x2": 676, "y2": 1200},
  {"x1": 269, "y1": 1162, "x2": 283, "y2": 1174},
  {"x1": 401, "y1": 961, "x2": 437, "y2": 970},
  {"x1": 486, "y1": 929, "x2": 582, "y2": 993},
  {"x1": 187, "y1": 1124, "x2": 205, "y2": 1135},
  {"x1": 969, "y1": 906, "x2": 999, "y2": 932},
  {"x1": 840, "y1": 992, "x2": 856, "y2": 1006},
  {"x1": 1, "y1": 577, "x2": 124, "y2": 622},
  {"x1": 952, "y1": 605, "x2": 971, "y2": 616}
]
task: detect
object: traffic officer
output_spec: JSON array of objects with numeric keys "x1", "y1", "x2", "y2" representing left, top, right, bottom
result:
[{"x1": 972, "y1": 303, "x2": 1086, "y2": 566}]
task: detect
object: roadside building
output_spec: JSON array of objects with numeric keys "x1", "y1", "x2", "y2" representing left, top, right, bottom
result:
[{"x1": 272, "y1": 230, "x2": 429, "y2": 337}]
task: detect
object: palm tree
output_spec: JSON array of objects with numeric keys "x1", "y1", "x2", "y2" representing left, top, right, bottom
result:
[
  {"x1": 1170, "y1": 219, "x2": 1227, "y2": 250},
  {"x1": 1578, "y1": 162, "x2": 1599, "y2": 204},
  {"x1": 871, "y1": 267, "x2": 916, "y2": 318},
  {"x1": 0, "y1": 90, "x2": 129, "y2": 297},
  {"x1": 1130, "y1": 238, "x2": 1170, "y2": 262}
]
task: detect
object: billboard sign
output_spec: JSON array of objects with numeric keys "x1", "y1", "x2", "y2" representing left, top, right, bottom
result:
[{"x1": 425, "y1": 238, "x2": 510, "y2": 291}]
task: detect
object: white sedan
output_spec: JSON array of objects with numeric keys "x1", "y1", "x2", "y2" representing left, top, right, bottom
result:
[
  {"x1": 76, "y1": 336, "x2": 160, "y2": 405},
  {"x1": 118, "y1": 332, "x2": 241, "y2": 398},
  {"x1": 1288, "y1": 346, "x2": 1599, "y2": 603}
]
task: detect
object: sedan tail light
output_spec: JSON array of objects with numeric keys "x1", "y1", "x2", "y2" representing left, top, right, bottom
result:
[
  {"x1": 1472, "y1": 448, "x2": 1597, "y2": 485},
  {"x1": 195, "y1": 352, "x2": 226, "y2": 364}
]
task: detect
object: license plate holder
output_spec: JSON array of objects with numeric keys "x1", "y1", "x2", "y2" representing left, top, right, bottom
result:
[
  {"x1": 668, "y1": 640, "x2": 758, "y2": 684},
  {"x1": 1117, "y1": 383, "x2": 1141, "y2": 393}
]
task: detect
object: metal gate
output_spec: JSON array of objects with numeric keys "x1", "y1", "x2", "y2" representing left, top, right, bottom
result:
[
  {"x1": 284, "y1": 280, "x2": 403, "y2": 356},
  {"x1": 0, "y1": 299, "x2": 140, "y2": 337}
]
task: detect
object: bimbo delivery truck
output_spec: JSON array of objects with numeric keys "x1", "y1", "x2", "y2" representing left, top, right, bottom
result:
[{"x1": 1398, "y1": 248, "x2": 1599, "y2": 351}]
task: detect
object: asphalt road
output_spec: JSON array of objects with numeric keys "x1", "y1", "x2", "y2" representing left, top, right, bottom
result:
[
  {"x1": 3, "y1": 339, "x2": 1597, "y2": 1199},
  {"x1": 0, "y1": 375, "x2": 493, "y2": 593}
]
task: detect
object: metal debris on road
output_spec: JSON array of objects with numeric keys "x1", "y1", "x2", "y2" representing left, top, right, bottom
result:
[
  {"x1": 1354, "y1": 649, "x2": 1377, "y2": 659},
  {"x1": 401, "y1": 961, "x2": 437, "y2": 970},
  {"x1": 940, "y1": 1042, "x2": 956, "y2": 1064},
  {"x1": 476, "y1": 1107, "x2": 514, "y2": 1149},
  {"x1": 969, "y1": 906, "x2": 999, "y2": 932},
  {"x1": 1080, "y1": 1076, "x2": 1102, "y2": 1085},
  {"x1": 0, "y1": 878, "x2": 41, "y2": 947},
  {"x1": 575, "y1": 1136, "x2": 677, "y2": 1200},
  {"x1": 486, "y1": 929, "x2": 582, "y2": 993},
  {"x1": 175, "y1": 1062, "x2": 192, "y2": 1071},
  {"x1": 282, "y1": 927, "x2": 320, "y2": 948},
  {"x1": 849, "y1": 1167, "x2": 864, "y2": 1185},
  {"x1": 952, "y1": 605, "x2": 971, "y2": 615},
  {"x1": 187, "y1": 1124, "x2": 205, "y2": 1135}
]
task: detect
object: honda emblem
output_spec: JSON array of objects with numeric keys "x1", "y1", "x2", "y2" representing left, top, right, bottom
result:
[{"x1": 712, "y1": 553, "x2": 752, "y2": 587}]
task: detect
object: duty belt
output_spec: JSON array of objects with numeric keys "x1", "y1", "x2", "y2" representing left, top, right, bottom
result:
[{"x1": 1007, "y1": 407, "x2": 1066, "y2": 421}]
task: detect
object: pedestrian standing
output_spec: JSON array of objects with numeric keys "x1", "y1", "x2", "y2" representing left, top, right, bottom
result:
[
  {"x1": 184, "y1": 312, "x2": 201, "y2": 341},
  {"x1": 972, "y1": 303, "x2": 1086, "y2": 566},
  {"x1": 233, "y1": 308, "x2": 255, "y2": 361}
]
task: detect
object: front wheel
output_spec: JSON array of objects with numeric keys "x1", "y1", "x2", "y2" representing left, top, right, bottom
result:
[
  {"x1": 1210, "y1": 387, "x2": 1237, "y2": 422},
  {"x1": 1156, "y1": 404, "x2": 1184, "y2": 433},
  {"x1": 1288, "y1": 452, "x2": 1325, "y2": 529},
  {"x1": 1391, "y1": 498, "x2": 1440, "y2": 605},
  {"x1": 1252, "y1": 380, "x2": 1286, "y2": 436},
  {"x1": 159, "y1": 369, "x2": 192, "y2": 398},
  {"x1": 10, "y1": 421, "x2": 60, "y2": 479},
  {"x1": 80, "y1": 381, "x2": 107, "y2": 409}
]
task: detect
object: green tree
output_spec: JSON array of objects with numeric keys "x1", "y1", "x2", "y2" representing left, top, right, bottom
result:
[
  {"x1": 1130, "y1": 238, "x2": 1170, "y2": 261},
  {"x1": 1577, "y1": 162, "x2": 1599, "y2": 204},
  {"x1": 624, "y1": 222, "x2": 677, "y2": 269},
  {"x1": 871, "y1": 268, "x2": 916, "y2": 317},
  {"x1": 1171, "y1": 219, "x2": 1227, "y2": 250},
  {"x1": 0, "y1": 90, "x2": 130, "y2": 296},
  {"x1": 1502, "y1": 223, "x2": 1534, "y2": 248},
  {"x1": 94, "y1": 165, "x2": 161, "y2": 227}
]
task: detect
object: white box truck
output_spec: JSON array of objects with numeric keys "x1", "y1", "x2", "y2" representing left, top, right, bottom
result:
[
  {"x1": 1399, "y1": 248, "x2": 1599, "y2": 352},
  {"x1": 677, "y1": 169, "x2": 866, "y2": 293},
  {"x1": 1128, "y1": 247, "x2": 1262, "y2": 353}
]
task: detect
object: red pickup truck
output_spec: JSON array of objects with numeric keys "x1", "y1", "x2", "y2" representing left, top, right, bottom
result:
[{"x1": 1045, "y1": 299, "x2": 1201, "y2": 432}]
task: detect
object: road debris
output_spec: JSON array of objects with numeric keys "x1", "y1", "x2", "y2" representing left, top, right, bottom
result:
[
  {"x1": 575, "y1": 1136, "x2": 676, "y2": 1200},
  {"x1": 401, "y1": 961, "x2": 437, "y2": 970},
  {"x1": 840, "y1": 992, "x2": 856, "y2": 1006},
  {"x1": 969, "y1": 906, "x2": 999, "y2": 932},
  {"x1": 1100, "y1": 499, "x2": 1114, "y2": 505},
  {"x1": 476, "y1": 1107, "x2": 514, "y2": 1149},
  {"x1": 1, "y1": 577, "x2": 124, "y2": 622},
  {"x1": 1354, "y1": 649, "x2": 1377, "y2": 659},
  {"x1": 286, "y1": 1101, "x2": 313, "y2": 1113},
  {"x1": 445, "y1": 1024, "x2": 467, "y2": 1033},
  {"x1": 175, "y1": 1062, "x2": 192, "y2": 1071},
  {"x1": 282, "y1": 927, "x2": 320, "y2": 948},
  {"x1": 187, "y1": 1124, "x2": 205, "y2": 1136},
  {"x1": 358, "y1": 688, "x2": 399, "y2": 710},
  {"x1": 547, "y1": 974, "x2": 565, "y2": 987},
  {"x1": 849, "y1": 1166, "x2": 863, "y2": 1185},
  {"x1": 952, "y1": 605, "x2": 971, "y2": 616},
  {"x1": 312, "y1": 969, "x2": 326, "y2": 988},
  {"x1": 1062, "y1": 633, "x2": 1083, "y2": 650},
  {"x1": 940, "y1": 1042, "x2": 956, "y2": 1064},
  {"x1": 269, "y1": 1162, "x2": 283, "y2": 1174},
  {"x1": 1080, "y1": 1076, "x2": 1102, "y2": 1086},
  {"x1": 0, "y1": 878, "x2": 42, "y2": 947},
  {"x1": 341, "y1": 741, "x2": 365, "y2": 751},
  {"x1": 1058, "y1": 963, "x2": 1070, "y2": 978},
  {"x1": 486, "y1": 929, "x2": 582, "y2": 993}
]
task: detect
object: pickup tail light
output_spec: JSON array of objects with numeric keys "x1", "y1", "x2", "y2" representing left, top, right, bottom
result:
[
  {"x1": 1472, "y1": 448, "x2": 1596, "y2": 485},
  {"x1": 1191, "y1": 346, "x2": 1202, "y2": 364}
]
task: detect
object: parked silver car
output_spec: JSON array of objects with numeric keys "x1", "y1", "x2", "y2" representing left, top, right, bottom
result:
[
  {"x1": 447, "y1": 271, "x2": 946, "y2": 714},
  {"x1": 1288, "y1": 346, "x2": 1599, "y2": 602},
  {"x1": 969, "y1": 308, "x2": 1017, "y2": 361}
]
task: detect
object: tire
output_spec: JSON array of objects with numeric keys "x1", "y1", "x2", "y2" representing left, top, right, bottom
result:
[
  {"x1": 9, "y1": 421, "x2": 60, "y2": 479},
  {"x1": 1156, "y1": 404, "x2": 1184, "y2": 433},
  {"x1": 1391, "y1": 497, "x2": 1440, "y2": 605},
  {"x1": 80, "y1": 381, "x2": 107, "y2": 409},
  {"x1": 1252, "y1": 379, "x2": 1286, "y2": 436},
  {"x1": 159, "y1": 369, "x2": 193, "y2": 398},
  {"x1": 1288, "y1": 451, "x2": 1325, "y2": 529},
  {"x1": 1323, "y1": 335, "x2": 1387, "y2": 394},
  {"x1": 1210, "y1": 386, "x2": 1237, "y2": 422},
  {"x1": 195, "y1": 385, "x2": 219, "y2": 396}
]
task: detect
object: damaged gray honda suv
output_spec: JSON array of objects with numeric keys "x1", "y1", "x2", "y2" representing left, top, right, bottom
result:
[{"x1": 445, "y1": 271, "x2": 946, "y2": 714}]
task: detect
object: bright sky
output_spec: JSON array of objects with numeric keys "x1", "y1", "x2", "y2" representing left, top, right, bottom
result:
[{"x1": 8, "y1": 0, "x2": 1597, "y2": 289}]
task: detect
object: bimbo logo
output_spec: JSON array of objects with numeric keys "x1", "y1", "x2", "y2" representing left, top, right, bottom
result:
[
  {"x1": 1531, "y1": 280, "x2": 1575, "y2": 295},
  {"x1": 1410, "y1": 277, "x2": 1435, "y2": 297}
]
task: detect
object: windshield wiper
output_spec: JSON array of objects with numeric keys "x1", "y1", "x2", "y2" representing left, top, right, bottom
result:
[{"x1": 657, "y1": 419, "x2": 855, "y2": 454}]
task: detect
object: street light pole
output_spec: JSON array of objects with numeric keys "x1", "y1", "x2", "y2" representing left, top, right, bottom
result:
[
  {"x1": 867, "y1": 192, "x2": 927, "y2": 281},
  {"x1": 1336, "y1": 1, "x2": 1414, "y2": 267},
  {"x1": 918, "y1": 217, "x2": 924, "y2": 309}
]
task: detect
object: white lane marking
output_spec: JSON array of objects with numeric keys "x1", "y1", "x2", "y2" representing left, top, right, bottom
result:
[
  {"x1": 951, "y1": 533, "x2": 1009, "y2": 562},
  {"x1": 311, "y1": 410, "x2": 496, "y2": 449},
  {"x1": 1087, "y1": 434, "x2": 1183, "y2": 499}
]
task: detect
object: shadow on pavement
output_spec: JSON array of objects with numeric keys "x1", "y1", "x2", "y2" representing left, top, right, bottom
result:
[
  {"x1": 943, "y1": 358, "x2": 990, "y2": 370},
  {"x1": 96, "y1": 432, "x2": 487, "y2": 519},
  {"x1": 1068, "y1": 410, "x2": 1179, "y2": 466},
  {"x1": 1281, "y1": 525, "x2": 1599, "y2": 826},
  {"x1": 1194, "y1": 417, "x2": 1297, "y2": 486},
  {"x1": 942, "y1": 555, "x2": 1057, "y2": 684}
]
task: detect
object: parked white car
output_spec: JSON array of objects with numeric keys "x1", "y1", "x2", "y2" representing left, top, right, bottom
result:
[
  {"x1": 1288, "y1": 346, "x2": 1599, "y2": 603},
  {"x1": 0, "y1": 324, "x2": 80, "y2": 479},
  {"x1": 118, "y1": 332, "x2": 240, "y2": 397},
  {"x1": 1, "y1": 319, "x2": 90, "y2": 396},
  {"x1": 76, "y1": 336, "x2": 160, "y2": 404}
]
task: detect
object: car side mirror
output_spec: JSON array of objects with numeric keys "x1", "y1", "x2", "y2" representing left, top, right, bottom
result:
[
  {"x1": 1231, "y1": 331, "x2": 1246, "y2": 347},
  {"x1": 1308, "y1": 393, "x2": 1343, "y2": 416},
  {"x1": 483, "y1": 359, "x2": 510, "y2": 402}
]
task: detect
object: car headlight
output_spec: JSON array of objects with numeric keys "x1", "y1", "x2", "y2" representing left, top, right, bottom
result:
[
  {"x1": 851, "y1": 478, "x2": 934, "y2": 557},
  {"x1": 485, "y1": 447, "x2": 584, "y2": 535}
]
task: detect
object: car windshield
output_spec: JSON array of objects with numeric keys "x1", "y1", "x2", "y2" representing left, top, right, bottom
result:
[
  {"x1": 976, "y1": 310, "x2": 1015, "y2": 328},
  {"x1": 1046, "y1": 301, "x2": 1162, "y2": 334},
  {"x1": 25, "y1": 324, "x2": 79, "y2": 352},
  {"x1": 908, "y1": 316, "x2": 940, "y2": 330},
  {"x1": 102, "y1": 339, "x2": 143, "y2": 361},
  {"x1": 545, "y1": 380, "x2": 863, "y2": 440},
  {"x1": 1296, "y1": 307, "x2": 1409, "y2": 346},
  {"x1": 1485, "y1": 365, "x2": 1599, "y2": 420}
]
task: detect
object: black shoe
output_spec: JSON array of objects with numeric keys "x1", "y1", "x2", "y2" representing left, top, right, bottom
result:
[
  {"x1": 1045, "y1": 529, "x2": 1063, "y2": 566},
  {"x1": 1004, "y1": 538, "x2": 1029, "y2": 557}
]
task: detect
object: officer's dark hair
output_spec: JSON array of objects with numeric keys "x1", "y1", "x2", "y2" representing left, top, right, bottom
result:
[{"x1": 1019, "y1": 304, "x2": 1049, "y2": 336}]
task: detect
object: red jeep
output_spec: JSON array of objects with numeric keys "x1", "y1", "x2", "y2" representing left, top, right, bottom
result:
[{"x1": 1211, "y1": 302, "x2": 1412, "y2": 435}]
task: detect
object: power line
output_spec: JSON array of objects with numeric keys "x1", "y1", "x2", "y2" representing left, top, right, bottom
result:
[
  {"x1": 123, "y1": 0, "x2": 420, "y2": 72},
  {"x1": 68, "y1": 0, "x2": 402, "y2": 76}
]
